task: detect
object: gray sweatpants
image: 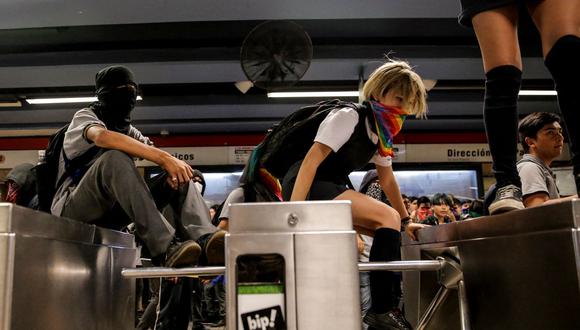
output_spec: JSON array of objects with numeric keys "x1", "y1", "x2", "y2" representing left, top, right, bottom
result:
[{"x1": 61, "y1": 150, "x2": 214, "y2": 257}]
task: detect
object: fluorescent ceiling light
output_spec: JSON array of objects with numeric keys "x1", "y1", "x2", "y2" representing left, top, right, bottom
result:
[
  {"x1": 267, "y1": 91, "x2": 359, "y2": 98},
  {"x1": 518, "y1": 90, "x2": 557, "y2": 96},
  {"x1": 26, "y1": 96, "x2": 143, "y2": 104},
  {"x1": 0, "y1": 100, "x2": 22, "y2": 107},
  {"x1": 269, "y1": 90, "x2": 557, "y2": 98}
]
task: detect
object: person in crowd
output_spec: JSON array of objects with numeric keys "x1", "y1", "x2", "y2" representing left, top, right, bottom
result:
[
  {"x1": 457, "y1": 0, "x2": 580, "y2": 214},
  {"x1": 461, "y1": 199, "x2": 472, "y2": 213},
  {"x1": 463, "y1": 199, "x2": 484, "y2": 219},
  {"x1": 401, "y1": 194, "x2": 412, "y2": 214},
  {"x1": 408, "y1": 196, "x2": 418, "y2": 214},
  {"x1": 4, "y1": 163, "x2": 38, "y2": 209},
  {"x1": 449, "y1": 195, "x2": 463, "y2": 220},
  {"x1": 281, "y1": 59, "x2": 427, "y2": 329},
  {"x1": 517, "y1": 112, "x2": 578, "y2": 207},
  {"x1": 50, "y1": 65, "x2": 223, "y2": 269},
  {"x1": 421, "y1": 193, "x2": 456, "y2": 226},
  {"x1": 410, "y1": 196, "x2": 432, "y2": 222},
  {"x1": 209, "y1": 204, "x2": 220, "y2": 220},
  {"x1": 191, "y1": 169, "x2": 206, "y2": 195}
]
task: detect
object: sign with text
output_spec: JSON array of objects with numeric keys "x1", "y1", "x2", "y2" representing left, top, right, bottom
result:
[
  {"x1": 406, "y1": 144, "x2": 570, "y2": 163},
  {"x1": 241, "y1": 305, "x2": 285, "y2": 330},
  {"x1": 0, "y1": 143, "x2": 570, "y2": 169},
  {"x1": 229, "y1": 146, "x2": 255, "y2": 165}
]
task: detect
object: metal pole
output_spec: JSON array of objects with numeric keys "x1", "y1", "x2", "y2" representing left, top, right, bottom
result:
[
  {"x1": 122, "y1": 260, "x2": 446, "y2": 279},
  {"x1": 416, "y1": 286, "x2": 450, "y2": 330},
  {"x1": 358, "y1": 260, "x2": 446, "y2": 272},
  {"x1": 457, "y1": 280, "x2": 471, "y2": 330},
  {"x1": 121, "y1": 266, "x2": 226, "y2": 278}
]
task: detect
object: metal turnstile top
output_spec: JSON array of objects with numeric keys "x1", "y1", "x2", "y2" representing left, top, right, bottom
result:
[{"x1": 228, "y1": 201, "x2": 353, "y2": 234}]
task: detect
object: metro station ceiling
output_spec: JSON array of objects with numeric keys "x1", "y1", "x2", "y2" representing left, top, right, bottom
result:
[{"x1": 0, "y1": 0, "x2": 558, "y2": 138}]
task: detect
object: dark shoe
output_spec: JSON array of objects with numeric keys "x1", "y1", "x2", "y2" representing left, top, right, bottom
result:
[
  {"x1": 364, "y1": 310, "x2": 412, "y2": 330},
  {"x1": 488, "y1": 184, "x2": 524, "y2": 215},
  {"x1": 165, "y1": 240, "x2": 201, "y2": 268},
  {"x1": 205, "y1": 230, "x2": 226, "y2": 265},
  {"x1": 392, "y1": 308, "x2": 412, "y2": 329}
]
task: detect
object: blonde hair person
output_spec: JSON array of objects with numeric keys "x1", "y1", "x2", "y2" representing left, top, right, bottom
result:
[
  {"x1": 280, "y1": 58, "x2": 428, "y2": 329},
  {"x1": 362, "y1": 60, "x2": 428, "y2": 118}
]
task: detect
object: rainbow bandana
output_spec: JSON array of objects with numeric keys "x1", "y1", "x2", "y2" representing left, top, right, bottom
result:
[{"x1": 369, "y1": 100, "x2": 407, "y2": 157}]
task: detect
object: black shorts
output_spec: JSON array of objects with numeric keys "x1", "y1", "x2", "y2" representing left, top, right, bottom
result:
[
  {"x1": 458, "y1": 0, "x2": 536, "y2": 28},
  {"x1": 281, "y1": 161, "x2": 349, "y2": 201}
]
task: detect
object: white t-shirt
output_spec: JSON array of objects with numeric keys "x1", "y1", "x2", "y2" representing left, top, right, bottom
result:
[
  {"x1": 313, "y1": 107, "x2": 392, "y2": 167},
  {"x1": 218, "y1": 187, "x2": 245, "y2": 220},
  {"x1": 51, "y1": 108, "x2": 151, "y2": 215}
]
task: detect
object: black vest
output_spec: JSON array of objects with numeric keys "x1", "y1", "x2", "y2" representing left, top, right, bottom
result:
[{"x1": 315, "y1": 104, "x2": 378, "y2": 182}]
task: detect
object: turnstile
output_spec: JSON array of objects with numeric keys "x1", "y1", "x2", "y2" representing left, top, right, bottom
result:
[
  {"x1": 226, "y1": 201, "x2": 361, "y2": 330},
  {"x1": 120, "y1": 201, "x2": 458, "y2": 329},
  {"x1": 0, "y1": 203, "x2": 138, "y2": 330},
  {"x1": 402, "y1": 199, "x2": 580, "y2": 329}
]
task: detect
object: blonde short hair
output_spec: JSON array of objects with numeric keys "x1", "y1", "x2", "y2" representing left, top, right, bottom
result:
[{"x1": 362, "y1": 59, "x2": 427, "y2": 118}]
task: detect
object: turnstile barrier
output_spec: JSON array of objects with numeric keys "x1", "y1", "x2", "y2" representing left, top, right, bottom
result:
[
  {"x1": 0, "y1": 203, "x2": 138, "y2": 330},
  {"x1": 226, "y1": 201, "x2": 361, "y2": 330},
  {"x1": 122, "y1": 201, "x2": 468, "y2": 330},
  {"x1": 402, "y1": 199, "x2": 580, "y2": 329}
]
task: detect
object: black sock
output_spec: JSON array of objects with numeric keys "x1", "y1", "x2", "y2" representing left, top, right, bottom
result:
[
  {"x1": 545, "y1": 35, "x2": 580, "y2": 186},
  {"x1": 369, "y1": 227, "x2": 401, "y2": 313},
  {"x1": 484, "y1": 65, "x2": 522, "y2": 188}
]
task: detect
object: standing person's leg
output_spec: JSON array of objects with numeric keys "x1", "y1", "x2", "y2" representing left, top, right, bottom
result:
[
  {"x1": 471, "y1": 5, "x2": 525, "y2": 214},
  {"x1": 335, "y1": 190, "x2": 411, "y2": 329},
  {"x1": 529, "y1": 0, "x2": 580, "y2": 193}
]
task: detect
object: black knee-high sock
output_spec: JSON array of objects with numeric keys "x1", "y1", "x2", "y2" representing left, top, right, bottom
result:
[
  {"x1": 369, "y1": 228, "x2": 401, "y2": 313},
  {"x1": 484, "y1": 65, "x2": 522, "y2": 188},
  {"x1": 545, "y1": 35, "x2": 580, "y2": 186}
]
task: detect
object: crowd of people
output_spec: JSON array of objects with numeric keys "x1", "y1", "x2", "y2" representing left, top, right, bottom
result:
[{"x1": 2, "y1": 7, "x2": 579, "y2": 324}]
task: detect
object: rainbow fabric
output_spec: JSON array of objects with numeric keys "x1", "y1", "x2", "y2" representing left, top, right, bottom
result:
[
  {"x1": 369, "y1": 100, "x2": 407, "y2": 157},
  {"x1": 258, "y1": 167, "x2": 283, "y2": 201},
  {"x1": 245, "y1": 143, "x2": 282, "y2": 201}
]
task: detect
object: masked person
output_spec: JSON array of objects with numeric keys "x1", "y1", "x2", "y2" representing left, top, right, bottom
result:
[
  {"x1": 51, "y1": 65, "x2": 223, "y2": 269},
  {"x1": 281, "y1": 59, "x2": 428, "y2": 330}
]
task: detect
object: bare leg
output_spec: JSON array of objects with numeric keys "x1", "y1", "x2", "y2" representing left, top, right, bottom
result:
[
  {"x1": 472, "y1": 5, "x2": 522, "y2": 72},
  {"x1": 334, "y1": 189, "x2": 400, "y2": 233},
  {"x1": 471, "y1": 6, "x2": 526, "y2": 213},
  {"x1": 527, "y1": 0, "x2": 580, "y2": 57},
  {"x1": 334, "y1": 189, "x2": 405, "y2": 324}
]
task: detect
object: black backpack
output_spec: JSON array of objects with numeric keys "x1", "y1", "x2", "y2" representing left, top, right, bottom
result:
[
  {"x1": 34, "y1": 125, "x2": 101, "y2": 212},
  {"x1": 259, "y1": 99, "x2": 364, "y2": 178},
  {"x1": 34, "y1": 125, "x2": 69, "y2": 212}
]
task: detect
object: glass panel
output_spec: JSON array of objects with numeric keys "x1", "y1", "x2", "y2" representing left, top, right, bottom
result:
[{"x1": 349, "y1": 170, "x2": 480, "y2": 199}]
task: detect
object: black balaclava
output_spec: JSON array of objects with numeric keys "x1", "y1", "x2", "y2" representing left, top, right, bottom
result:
[{"x1": 91, "y1": 65, "x2": 138, "y2": 134}]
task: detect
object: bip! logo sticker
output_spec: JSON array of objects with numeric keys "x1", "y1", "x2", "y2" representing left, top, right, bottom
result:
[{"x1": 241, "y1": 305, "x2": 285, "y2": 330}]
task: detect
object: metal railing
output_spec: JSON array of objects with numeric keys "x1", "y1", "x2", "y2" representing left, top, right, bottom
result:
[
  {"x1": 122, "y1": 257, "x2": 469, "y2": 330},
  {"x1": 122, "y1": 260, "x2": 445, "y2": 278}
]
